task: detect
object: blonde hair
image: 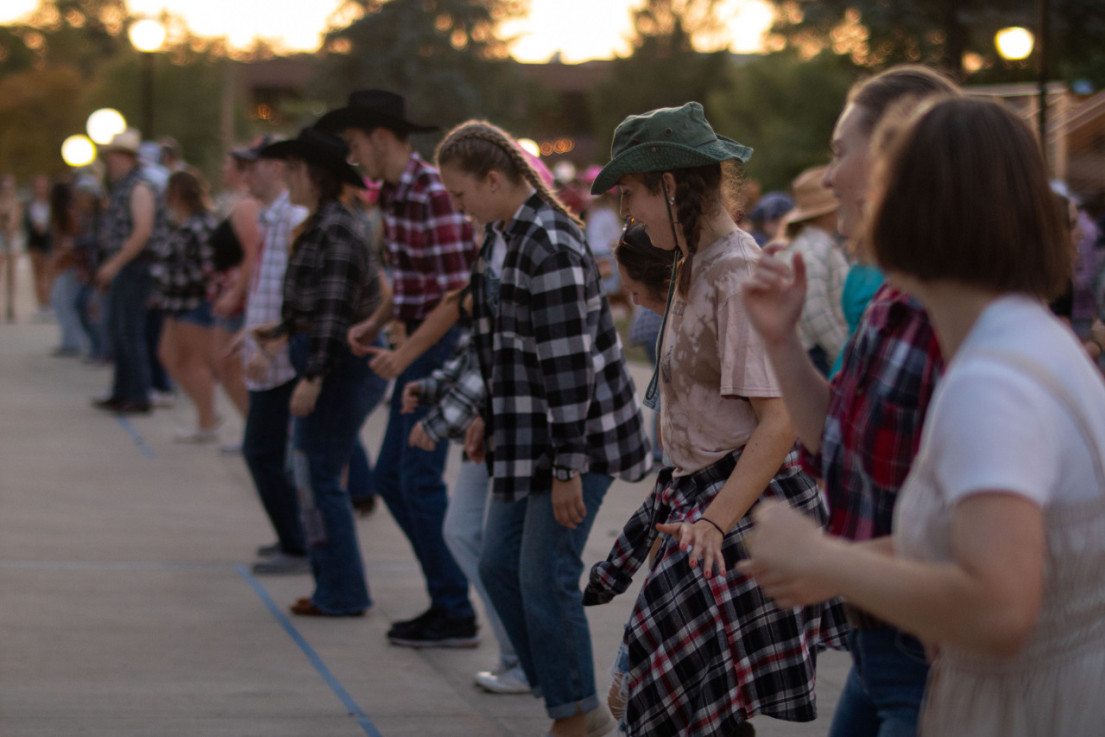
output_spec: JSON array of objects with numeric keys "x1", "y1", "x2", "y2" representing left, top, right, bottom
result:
[{"x1": 434, "y1": 120, "x2": 581, "y2": 225}]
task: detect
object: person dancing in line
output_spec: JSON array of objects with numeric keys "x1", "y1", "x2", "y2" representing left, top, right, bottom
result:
[
  {"x1": 153, "y1": 170, "x2": 220, "y2": 442},
  {"x1": 400, "y1": 312, "x2": 530, "y2": 695},
  {"x1": 745, "y1": 95, "x2": 1105, "y2": 737},
  {"x1": 435, "y1": 119, "x2": 651, "y2": 737},
  {"x1": 738, "y1": 66, "x2": 960, "y2": 737},
  {"x1": 208, "y1": 149, "x2": 262, "y2": 432},
  {"x1": 581, "y1": 102, "x2": 846, "y2": 737},
  {"x1": 318, "y1": 90, "x2": 479, "y2": 645},
  {"x1": 254, "y1": 127, "x2": 388, "y2": 617},
  {"x1": 0, "y1": 175, "x2": 21, "y2": 323}
]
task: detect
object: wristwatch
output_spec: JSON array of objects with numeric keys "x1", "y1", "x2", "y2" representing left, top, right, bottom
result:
[{"x1": 552, "y1": 466, "x2": 581, "y2": 482}]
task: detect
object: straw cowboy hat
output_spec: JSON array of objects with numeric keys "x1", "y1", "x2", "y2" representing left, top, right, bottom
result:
[
  {"x1": 98, "y1": 128, "x2": 143, "y2": 156},
  {"x1": 783, "y1": 165, "x2": 837, "y2": 227}
]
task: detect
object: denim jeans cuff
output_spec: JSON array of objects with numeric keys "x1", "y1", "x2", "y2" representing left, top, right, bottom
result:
[{"x1": 545, "y1": 693, "x2": 600, "y2": 720}]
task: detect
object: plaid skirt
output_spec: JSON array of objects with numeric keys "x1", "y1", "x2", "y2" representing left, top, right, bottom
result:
[{"x1": 584, "y1": 449, "x2": 847, "y2": 737}]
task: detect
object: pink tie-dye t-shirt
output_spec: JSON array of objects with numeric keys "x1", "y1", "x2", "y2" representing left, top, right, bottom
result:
[{"x1": 659, "y1": 229, "x2": 780, "y2": 476}]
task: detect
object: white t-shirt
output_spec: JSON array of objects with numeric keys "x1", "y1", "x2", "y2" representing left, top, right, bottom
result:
[{"x1": 916, "y1": 295, "x2": 1105, "y2": 507}]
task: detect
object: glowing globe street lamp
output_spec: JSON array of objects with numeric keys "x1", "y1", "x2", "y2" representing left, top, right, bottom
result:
[
  {"x1": 61, "y1": 135, "x2": 97, "y2": 168},
  {"x1": 86, "y1": 108, "x2": 127, "y2": 145},
  {"x1": 127, "y1": 18, "x2": 166, "y2": 139},
  {"x1": 994, "y1": 27, "x2": 1034, "y2": 61}
]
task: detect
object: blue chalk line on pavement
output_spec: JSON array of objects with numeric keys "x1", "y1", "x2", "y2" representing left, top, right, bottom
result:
[
  {"x1": 115, "y1": 414, "x2": 156, "y2": 458},
  {"x1": 236, "y1": 565, "x2": 384, "y2": 737}
]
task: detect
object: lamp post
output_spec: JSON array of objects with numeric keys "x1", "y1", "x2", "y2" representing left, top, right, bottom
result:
[
  {"x1": 995, "y1": 2, "x2": 1049, "y2": 161},
  {"x1": 127, "y1": 18, "x2": 166, "y2": 139}
]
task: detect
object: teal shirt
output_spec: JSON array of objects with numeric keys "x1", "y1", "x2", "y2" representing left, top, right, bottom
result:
[{"x1": 829, "y1": 263, "x2": 885, "y2": 378}]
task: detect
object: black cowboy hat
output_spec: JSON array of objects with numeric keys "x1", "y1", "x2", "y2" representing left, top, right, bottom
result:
[
  {"x1": 259, "y1": 127, "x2": 365, "y2": 189},
  {"x1": 315, "y1": 90, "x2": 439, "y2": 136}
]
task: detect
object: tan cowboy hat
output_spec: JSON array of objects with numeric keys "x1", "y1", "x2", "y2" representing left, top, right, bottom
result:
[
  {"x1": 783, "y1": 165, "x2": 837, "y2": 226},
  {"x1": 99, "y1": 128, "x2": 142, "y2": 156}
]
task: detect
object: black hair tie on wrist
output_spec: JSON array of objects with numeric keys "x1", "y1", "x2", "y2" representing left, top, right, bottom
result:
[{"x1": 699, "y1": 517, "x2": 726, "y2": 536}]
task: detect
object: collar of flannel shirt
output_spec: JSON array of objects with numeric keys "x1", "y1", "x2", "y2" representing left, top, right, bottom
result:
[{"x1": 381, "y1": 150, "x2": 427, "y2": 204}]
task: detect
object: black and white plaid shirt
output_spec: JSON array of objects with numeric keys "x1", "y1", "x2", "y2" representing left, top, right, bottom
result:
[
  {"x1": 150, "y1": 212, "x2": 217, "y2": 312},
  {"x1": 280, "y1": 199, "x2": 380, "y2": 379},
  {"x1": 414, "y1": 328, "x2": 484, "y2": 443},
  {"x1": 470, "y1": 194, "x2": 651, "y2": 501},
  {"x1": 100, "y1": 165, "x2": 166, "y2": 258}
]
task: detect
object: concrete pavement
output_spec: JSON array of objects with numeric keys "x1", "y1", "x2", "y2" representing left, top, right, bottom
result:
[{"x1": 0, "y1": 256, "x2": 848, "y2": 736}]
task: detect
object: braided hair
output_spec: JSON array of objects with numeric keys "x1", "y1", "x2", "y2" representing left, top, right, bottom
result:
[
  {"x1": 640, "y1": 161, "x2": 738, "y2": 297},
  {"x1": 434, "y1": 120, "x2": 581, "y2": 226}
]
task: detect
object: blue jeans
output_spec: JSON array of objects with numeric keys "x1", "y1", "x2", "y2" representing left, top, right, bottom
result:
[
  {"x1": 442, "y1": 460, "x2": 518, "y2": 669},
  {"x1": 107, "y1": 260, "x2": 151, "y2": 403},
  {"x1": 51, "y1": 267, "x2": 88, "y2": 352},
  {"x1": 243, "y1": 379, "x2": 305, "y2": 557},
  {"x1": 375, "y1": 326, "x2": 473, "y2": 619},
  {"x1": 347, "y1": 439, "x2": 376, "y2": 504},
  {"x1": 479, "y1": 473, "x2": 612, "y2": 719},
  {"x1": 76, "y1": 281, "x2": 106, "y2": 360},
  {"x1": 827, "y1": 628, "x2": 931, "y2": 737},
  {"x1": 289, "y1": 334, "x2": 388, "y2": 614}
]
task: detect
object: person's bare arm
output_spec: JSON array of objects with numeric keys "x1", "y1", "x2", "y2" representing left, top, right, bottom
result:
[
  {"x1": 362, "y1": 287, "x2": 462, "y2": 378},
  {"x1": 214, "y1": 198, "x2": 262, "y2": 317},
  {"x1": 348, "y1": 270, "x2": 395, "y2": 357},
  {"x1": 742, "y1": 245, "x2": 832, "y2": 452},
  {"x1": 655, "y1": 395, "x2": 796, "y2": 577},
  {"x1": 745, "y1": 492, "x2": 1045, "y2": 658},
  {"x1": 96, "y1": 182, "x2": 154, "y2": 288}
]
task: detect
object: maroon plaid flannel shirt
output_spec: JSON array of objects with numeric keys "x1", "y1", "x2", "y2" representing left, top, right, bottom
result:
[
  {"x1": 378, "y1": 152, "x2": 476, "y2": 323},
  {"x1": 800, "y1": 285, "x2": 943, "y2": 541}
]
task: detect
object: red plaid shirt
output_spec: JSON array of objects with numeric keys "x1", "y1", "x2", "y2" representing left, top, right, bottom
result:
[
  {"x1": 379, "y1": 152, "x2": 476, "y2": 322},
  {"x1": 799, "y1": 285, "x2": 942, "y2": 541}
]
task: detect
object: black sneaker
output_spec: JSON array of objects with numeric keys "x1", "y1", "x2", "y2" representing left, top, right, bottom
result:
[
  {"x1": 386, "y1": 607, "x2": 443, "y2": 639},
  {"x1": 388, "y1": 613, "x2": 479, "y2": 649}
]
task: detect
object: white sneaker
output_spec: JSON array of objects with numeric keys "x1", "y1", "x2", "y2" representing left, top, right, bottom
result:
[
  {"x1": 174, "y1": 428, "x2": 219, "y2": 444},
  {"x1": 474, "y1": 663, "x2": 531, "y2": 694},
  {"x1": 150, "y1": 390, "x2": 176, "y2": 409}
]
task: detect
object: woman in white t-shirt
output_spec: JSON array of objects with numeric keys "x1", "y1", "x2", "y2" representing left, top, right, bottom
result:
[{"x1": 744, "y1": 97, "x2": 1105, "y2": 737}]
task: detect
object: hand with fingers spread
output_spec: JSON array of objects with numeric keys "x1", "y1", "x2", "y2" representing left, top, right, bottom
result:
[
  {"x1": 552, "y1": 476, "x2": 586, "y2": 529},
  {"x1": 742, "y1": 243, "x2": 808, "y2": 347},
  {"x1": 655, "y1": 517, "x2": 730, "y2": 578},
  {"x1": 740, "y1": 499, "x2": 840, "y2": 608}
]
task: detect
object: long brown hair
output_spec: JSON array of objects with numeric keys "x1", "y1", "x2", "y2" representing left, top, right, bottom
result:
[
  {"x1": 637, "y1": 161, "x2": 741, "y2": 297},
  {"x1": 435, "y1": 120, "x2": 581, "y2": 226},
  {"x1": 166, "y1": 168, "x2": 212, "y2": 217}
]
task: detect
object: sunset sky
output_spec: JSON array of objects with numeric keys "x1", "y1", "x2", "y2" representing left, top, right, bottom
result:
[{"x1": 0, "y1": 0, "x2": 775, "y2": 62}]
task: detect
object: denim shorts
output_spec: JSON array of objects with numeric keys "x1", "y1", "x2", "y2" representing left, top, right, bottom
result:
[
  {"x1": 171, "y1": 301, "x2": 215, "y2": 328},
  {"x1": 215, "y1": 311, "x2": 245, "y2": 333}
]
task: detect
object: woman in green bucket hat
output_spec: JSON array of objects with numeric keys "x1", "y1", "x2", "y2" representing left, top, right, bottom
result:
[{"x1": 582, "y1": 102, "x2": 846, "y2": 737}]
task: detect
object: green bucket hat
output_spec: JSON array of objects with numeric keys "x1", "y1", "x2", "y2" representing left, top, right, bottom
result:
[{"x1": 590, "y1": 102, "x2": 753, "y2": 195}]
